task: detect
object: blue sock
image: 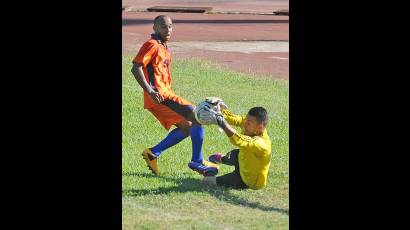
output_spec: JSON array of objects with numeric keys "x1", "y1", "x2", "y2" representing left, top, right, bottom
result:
[
  {"x1": 150, "y1": 128, "x2": 188, "y2": 157},
  {"x1": 190, "y1": 125, "x2": 204, "y2": 163}
]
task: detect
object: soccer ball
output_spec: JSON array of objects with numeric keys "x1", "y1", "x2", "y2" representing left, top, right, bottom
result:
[{"x1": 194, "y1": 100, "x2": 219, "y2": 125}]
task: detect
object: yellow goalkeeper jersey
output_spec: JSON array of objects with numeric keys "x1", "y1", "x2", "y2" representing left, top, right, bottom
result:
[{"x1": 222, "y1": 110, "x2": 272, "y2": 190}]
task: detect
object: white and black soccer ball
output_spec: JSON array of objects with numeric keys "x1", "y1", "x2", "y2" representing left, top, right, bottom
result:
[{"x1": 194, "y1": 100, "x2": 220, "y2": 125}]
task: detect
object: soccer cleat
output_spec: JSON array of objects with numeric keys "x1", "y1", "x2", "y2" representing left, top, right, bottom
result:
[
  {"x1": 188, "y1": 161, "x2": 219, "y2": 176},
  {"x1": 202, "y1": 159, "x2": 220, "y2": 169},
  {"x1": 208, "y1": 153, "x2": 222, "y2": 164},
  {"x1": 142, "y1": 148, "x2": 159, "y2": 175}
]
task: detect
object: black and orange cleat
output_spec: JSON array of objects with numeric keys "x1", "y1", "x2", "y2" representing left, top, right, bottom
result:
[{"x1": 142, "y1": 148, "x2": 159, "y2": 175}]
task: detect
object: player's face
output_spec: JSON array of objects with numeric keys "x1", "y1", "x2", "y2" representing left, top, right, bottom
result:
[
  {"x1": 154, "y1": 17, "x2": 173, "y2": 42},
  {"x1": 243, "y1": 115, "x2": 264, "y2": 136}
]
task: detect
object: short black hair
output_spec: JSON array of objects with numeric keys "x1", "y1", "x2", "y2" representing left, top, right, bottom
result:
[
  {"x1": 247, "y1": 107, "x2": 269, "y2": 126},
  {"x1": 153, "y1": 15, "x2": 170, "y2": 26}
]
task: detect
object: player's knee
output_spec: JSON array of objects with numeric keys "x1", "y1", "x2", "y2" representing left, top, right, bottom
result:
[
  {"x1": 177, "y1": 119, "x2": 191, "y2": 127},
  {"x1": 187, "y1": 111, "x2": 201, "y2": 125},
  {"x1": 176, "y1": 120, "x2": 191, "y2": 135}
]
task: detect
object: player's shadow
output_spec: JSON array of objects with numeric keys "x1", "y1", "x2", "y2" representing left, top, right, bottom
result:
[{"x1": 122, "y1": 172, "x2": 288, "y2": 215}]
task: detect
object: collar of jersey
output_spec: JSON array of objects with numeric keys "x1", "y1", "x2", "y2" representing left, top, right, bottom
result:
[{"x1": 151, "y1": 33, "x2": 166, "y2": 46}]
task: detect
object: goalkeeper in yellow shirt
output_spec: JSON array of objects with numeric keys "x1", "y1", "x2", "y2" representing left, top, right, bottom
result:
[{"x1": 201, "y1": 100, "x2": 272, "y2": 190}]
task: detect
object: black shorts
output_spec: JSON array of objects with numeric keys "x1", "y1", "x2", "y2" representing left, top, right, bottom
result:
[
  {"x1": 216, "y1": 149, "x2": 248, "y2": 189},
  {"x1": 161, "y1": 100, "x2": 194, "y2": 119}
]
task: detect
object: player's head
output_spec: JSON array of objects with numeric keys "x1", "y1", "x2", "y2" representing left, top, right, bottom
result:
[
  {"x1": 244, "y1": 107, "x2": 268, "y2": 136},
  {"x1": 153, "y1": 15, "x2": 172, "y2": 42}
]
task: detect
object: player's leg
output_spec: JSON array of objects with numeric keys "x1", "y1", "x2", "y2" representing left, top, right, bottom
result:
[
  {"x1": 216, "y1": 149, "x2": 248, "y2": 188},
  {"x1": 149, "y1": 127, "x2": 189, "y2": 156},
  {"x1": 147, "y1": 104, "x2": 189, "y2": 157},
  {"x1": 209, "y1": 149, "x2": 240, "y2": 166},
  {"x1": 142, "y1": 104, "x2": 188, "y2": 175},
  {"x1": 203, "y1": 171, "x2": 248, "y2": 189},
  {"x1": 217, "y1": 172, "x2": 248, "y2": 189},
  {"x1": 212, "y1": 150, "x2": 247, "y2": 189},
  {"x1": 162, "y1": 98, "x2": 219, "y2": 174},
  {"x1": 173, "y1": 117, "x2": 204, "y2": 163},
  {"x1": 201, "y1": 150, "x2": 243, "y2": 184},
  {"x1": 163, "y1": 100, "x2": 205, "y2": 163},
  {"x1": 222, "y1": 149, "x2": 240, "y2": 166},
  {"x1": 189, "y1": 124, "x2": 204, "y2": 163},
  {"x1": 161, "y1": 99, "x2": 200, "y2": 125},
  {"x1": 175, "y1": 120, "x2": 220, "y2": 175}
]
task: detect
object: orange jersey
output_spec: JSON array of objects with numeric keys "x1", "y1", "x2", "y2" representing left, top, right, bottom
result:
[{"x1": 133, "y1": 34, "x2": 192, "y2": 109}]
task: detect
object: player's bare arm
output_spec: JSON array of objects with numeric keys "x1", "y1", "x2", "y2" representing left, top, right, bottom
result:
[{"x1": 131, "y1": 63, "x2": 164, "y2": 103}]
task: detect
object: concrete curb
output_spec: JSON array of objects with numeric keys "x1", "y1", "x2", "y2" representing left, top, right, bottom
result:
[
  {"x1": 122, "y1": 5, "x2": 288, "y2": 16},
  {"x1": 147, "y1": 6, "x2": 213, "y2": 13},
  {"x1": 273, "y1": 10, "x2": 289, "y2": 16}
]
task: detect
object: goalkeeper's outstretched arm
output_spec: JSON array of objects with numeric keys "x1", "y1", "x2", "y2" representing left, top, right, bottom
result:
[{"x1": 213, "y1": 112, "x2": 235, "y2": 137}]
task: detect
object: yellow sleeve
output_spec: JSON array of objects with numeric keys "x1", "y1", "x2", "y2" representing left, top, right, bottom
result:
[
  {"x1": 222, "y1": 110, "x2": 245, "y2": 127},
  {"x1": 229, "y1": 133, "x2": 270, "y2": 158}
]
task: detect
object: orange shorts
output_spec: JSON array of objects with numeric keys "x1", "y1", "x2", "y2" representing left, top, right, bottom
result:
[{"x1": 147, "y1": 104, "x2": 187, "y2": 131}]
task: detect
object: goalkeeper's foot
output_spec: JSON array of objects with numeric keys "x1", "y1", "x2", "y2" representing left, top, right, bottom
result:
[
  {"x1": 208, "y1": 153, "x2": 222, "y2": 164},
  {"x1": 142, "y1": 148, "x2": 159, "y2": 175},
  {"x1": 188, "y1": 161, "x2": 218, "y2": 176}
]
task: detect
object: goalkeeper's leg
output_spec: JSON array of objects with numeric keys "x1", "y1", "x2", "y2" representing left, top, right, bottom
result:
[{"x1": 209, "y1": 149, "x2": 239, "y2": 166}]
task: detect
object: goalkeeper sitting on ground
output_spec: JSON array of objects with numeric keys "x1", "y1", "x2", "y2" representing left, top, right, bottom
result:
[{"x1": 201, "y1": 101, "x2": 272, "y2": 190}]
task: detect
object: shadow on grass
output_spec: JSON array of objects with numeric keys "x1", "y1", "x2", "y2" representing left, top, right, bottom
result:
[{"x1": 122, "y1": 172, "x2": 288, "y2": 215}]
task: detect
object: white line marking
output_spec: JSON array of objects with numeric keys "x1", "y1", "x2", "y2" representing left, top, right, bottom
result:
[{"x1": 270, "y1": 56, "x2": 289, "y2": 60}]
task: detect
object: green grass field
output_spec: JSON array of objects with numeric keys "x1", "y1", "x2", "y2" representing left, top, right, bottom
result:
[{"x1": 122, "y1": 55, "x2": 289, "y2": 229}]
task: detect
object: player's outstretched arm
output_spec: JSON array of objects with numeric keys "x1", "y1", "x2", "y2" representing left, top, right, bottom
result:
[{"x1": 219, "y1": 122, "x2": 236, "y2": 137}]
